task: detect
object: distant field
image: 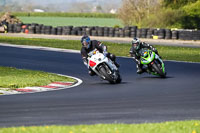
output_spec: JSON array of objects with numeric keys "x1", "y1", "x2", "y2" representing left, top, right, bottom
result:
[{"x1": 18, "y1": 16, "x2": 123, "y2": 27}]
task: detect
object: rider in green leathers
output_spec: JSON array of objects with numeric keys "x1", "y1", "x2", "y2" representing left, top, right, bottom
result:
[{"x1": 129, "y1": 38, "x2": 159, "y2": 74}]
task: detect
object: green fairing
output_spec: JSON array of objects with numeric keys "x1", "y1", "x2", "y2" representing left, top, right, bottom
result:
[
  {"x1": 162, "y1": 63, "x2": 165, "y2": 73},
  {"x1": 141, "y1": 50, "x2": 155, "y2": 65},
  {"x1": 138, "y1": 48, "x2": 166, "y2": 77}
]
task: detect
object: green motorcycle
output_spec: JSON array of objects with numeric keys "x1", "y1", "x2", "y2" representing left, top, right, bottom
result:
[{"x1": 139, "y1": 48, "x2": 166, "y2": 78}]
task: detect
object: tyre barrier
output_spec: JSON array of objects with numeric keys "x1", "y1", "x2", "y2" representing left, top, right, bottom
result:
[
  {"x1": 165, "y1": 29, "x2": 172, "y2": 39},
  {"x1": 158, "y1": 29, "x2": 165, "y2": 39},
  {"x1": 147, "y1": 28, "x2": 154, "y2": 39},
  {"x1": 6, "y1": 23, "x2": 200, "y2": 40},
  {"x1": 172, "y1": 30, "x2": 179, "y2": 40}
]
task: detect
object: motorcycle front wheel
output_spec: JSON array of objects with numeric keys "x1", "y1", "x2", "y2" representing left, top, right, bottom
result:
[
  {"x1": 99, "y1": 66, "x2": 116, "y2": 84},
  {"x1": 152, "y1": 63, "x2": 166, "y2": 78}
]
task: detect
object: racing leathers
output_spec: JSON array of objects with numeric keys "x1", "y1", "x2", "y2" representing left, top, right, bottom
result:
[{"x1": 81, "y1": 40, "x2": 119, "y2": 76}]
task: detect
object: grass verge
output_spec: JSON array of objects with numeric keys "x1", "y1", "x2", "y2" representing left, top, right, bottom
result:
[
  {"x1": 0, "y1": 36, "x2": 200, "y2": 62},
  {"x1": 0, "y1": 66, "x2": 76, "y2": 89},
  {"x1": 0, "y1": 120, "x2": 199, "y2": 133}
]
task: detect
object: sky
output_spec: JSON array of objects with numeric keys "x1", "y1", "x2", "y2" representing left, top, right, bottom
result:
[
  {"x1": 10, "y1": 0, "x2": 121, "y2": 5},
  {"x1": 0, "y1": 0, "x2": 122, "y2": 12}
]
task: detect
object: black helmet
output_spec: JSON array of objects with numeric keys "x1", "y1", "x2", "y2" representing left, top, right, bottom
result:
[
  {"x1": 81, "y1": 35, "x2": 91, "y2": 49},
  {"x1": 132, "y1": 37, "x2": 141, "y2": 50}
]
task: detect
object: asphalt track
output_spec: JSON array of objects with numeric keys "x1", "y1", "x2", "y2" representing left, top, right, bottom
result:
[{"x1": 0, "y1": 45, "x2": 200, "y2": 127}]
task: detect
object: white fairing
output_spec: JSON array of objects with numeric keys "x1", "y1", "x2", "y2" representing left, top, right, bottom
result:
[{"x1": 87, "y1": 49, "x2": 118, "y2": 79}]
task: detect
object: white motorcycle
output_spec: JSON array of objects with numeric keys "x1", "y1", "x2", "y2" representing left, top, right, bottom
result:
[{"x1": 87, "y1": 49, "x2": 121, "y2": 84}]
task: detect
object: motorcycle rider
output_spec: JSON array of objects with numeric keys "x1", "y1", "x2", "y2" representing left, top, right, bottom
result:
[
  {"x1": 81, "y1": 35, "x2": 119, "y2": 76},
  {"x1": 129, "y1": 37, "x2": 159, "y2": 74}
]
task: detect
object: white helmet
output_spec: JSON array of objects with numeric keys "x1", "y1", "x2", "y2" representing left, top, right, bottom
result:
[{"x1": 132, "y1": 37, "x2": 141, "y2": 50}]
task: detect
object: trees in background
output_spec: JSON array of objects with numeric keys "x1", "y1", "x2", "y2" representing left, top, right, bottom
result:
[
  {"x1": 118, "y1": 0, "x2": 200, "y2": 29},
  {"x1": 180, "y1": 0, "x2": 200, "y2": 29},
  {"x1": 163, "y1": 0, "x2": 198, "y2": 9},
  {"x1": 118, "y1": 0, "x2": 161, "y2": 27}
]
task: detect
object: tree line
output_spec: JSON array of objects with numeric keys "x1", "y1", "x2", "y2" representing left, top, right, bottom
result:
[{"x1": 118, "y1": 0, "x2": 200, "y2": 29}]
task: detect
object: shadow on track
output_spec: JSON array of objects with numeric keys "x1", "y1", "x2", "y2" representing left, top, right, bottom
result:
[
  {"x1": 89, "y1": 81, "x2": 129, "y2": 86},
  {"x1": 137, "y1": 76, "x2": 174, "y2": 79}
]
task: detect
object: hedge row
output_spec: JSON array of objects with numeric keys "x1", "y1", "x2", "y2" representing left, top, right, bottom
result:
[
  {"x1": 1, "y1": 12, "x2": 117, "y2": 18},
  {"x1": 7, "y1": 23, "x2": 200, "y2": 40}
]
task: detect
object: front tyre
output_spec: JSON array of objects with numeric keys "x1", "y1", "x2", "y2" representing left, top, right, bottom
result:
[
  {"x1": 152, "y1": 63, "x2": 166, "y2": 78},
  {"x1": 116, "y1": 74, "x2": 122, "y2": 83},
  {"x1": 99, "y1": 66, "x2": 116, "y2": 84}
]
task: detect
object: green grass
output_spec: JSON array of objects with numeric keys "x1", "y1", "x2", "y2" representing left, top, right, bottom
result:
[
  {"x1": 0, "y1": 36, "x2": 199, "y2": 62},
  {"x1": 0, "y1": 36, "x2": 81, "y2": 50},
  {"x1": 155, "y1": 45, "x2": 200, "y2": 62},
  {"x1": 18, "y1": 16, "x2": 123, "y2": 27},
  {"x1": 0, "y1": 120, "x2": 200, "y2": 133},
  {"x1": 0, "y1": 66, "x2": 76, "y2": 89}
]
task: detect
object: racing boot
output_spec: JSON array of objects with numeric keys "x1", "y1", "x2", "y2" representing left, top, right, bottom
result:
[
  {"x1": 108, "y1": 53, "x2": 120, "y2": 68},
  {"x1": 136, "y1": 64, "x2": 144, "y2": 74}
]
